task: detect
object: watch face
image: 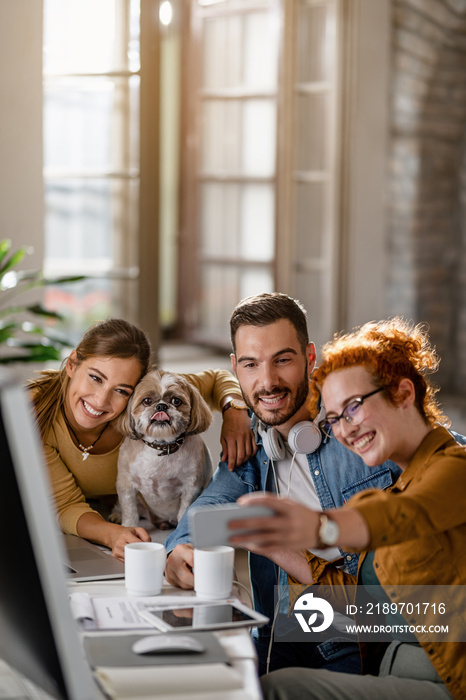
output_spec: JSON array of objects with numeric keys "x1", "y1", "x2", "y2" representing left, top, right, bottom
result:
[
  {"x1": 320, "y1": 516, "x2": 339, "y2": 546},
  {"x1": 231, "y1": 399, "x2": 247, "y2": 410}
]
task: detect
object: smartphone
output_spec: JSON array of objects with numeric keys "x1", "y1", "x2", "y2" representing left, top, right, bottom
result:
[{"x1": 188, "y1": 502, "x2": 275, "y2": 548}]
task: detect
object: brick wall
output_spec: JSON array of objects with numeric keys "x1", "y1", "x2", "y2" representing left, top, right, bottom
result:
[{"x1": 388, "y1": 0, "x2": 466, "y2": 391}]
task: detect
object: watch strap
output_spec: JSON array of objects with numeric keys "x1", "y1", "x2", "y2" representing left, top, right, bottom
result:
[{"x1": 222, "y1": 398, "x2": 248, "y2": 414}]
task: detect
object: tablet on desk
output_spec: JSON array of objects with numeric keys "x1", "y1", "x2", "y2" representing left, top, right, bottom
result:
[{"x1": 138, "y1": 599, "x2": 269, "y2": 633}]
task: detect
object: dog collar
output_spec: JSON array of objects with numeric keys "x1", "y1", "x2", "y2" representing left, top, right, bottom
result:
[{"x1": 142, "y1": 435, "x2": 185, "y2": 455}]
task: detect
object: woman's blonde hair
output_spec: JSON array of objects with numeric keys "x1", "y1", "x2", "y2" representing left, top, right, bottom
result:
[
  {"x1": 28, "y1": 318, "x2": 152, "y2": 440},
  {"x1": 311, "y1": 317, "x2": 449, "y2": 428}
]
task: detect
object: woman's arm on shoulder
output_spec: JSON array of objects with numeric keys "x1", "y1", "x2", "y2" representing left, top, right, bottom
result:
[
  {"x1": 182, "y1": 368, "x2": 240, "y2": 410},
  {"x1": 183, "y1": 368, "x2": 257, "y2": 470}
]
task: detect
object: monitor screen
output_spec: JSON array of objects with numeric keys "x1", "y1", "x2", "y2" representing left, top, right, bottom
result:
[{"x1": 0, "y1": 371, "x2": 101, "y2": 699}]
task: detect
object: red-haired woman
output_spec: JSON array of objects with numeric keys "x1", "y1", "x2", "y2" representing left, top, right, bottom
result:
[{"x1": 233, "y1": 317, "x2": 465, "y2": 700}]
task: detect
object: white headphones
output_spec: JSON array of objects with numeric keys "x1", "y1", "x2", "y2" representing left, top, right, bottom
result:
[{"x1": 259, "y1": 405, "x2": 325, "y2": 461}]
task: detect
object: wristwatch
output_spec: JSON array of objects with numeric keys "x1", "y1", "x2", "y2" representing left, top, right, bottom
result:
[
  {"x1": 318, "y1": 513, "x2": 340, "y2": 547},
  {"x1": 222, "y1": 398, "x2": 248, "y2": 414}
]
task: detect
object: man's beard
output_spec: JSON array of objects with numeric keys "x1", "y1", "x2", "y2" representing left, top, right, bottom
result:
[{"x1": 242, "y1": 367, "x2": 309, "y2": 427}]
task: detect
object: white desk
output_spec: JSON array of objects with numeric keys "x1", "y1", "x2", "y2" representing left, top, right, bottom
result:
[{"x1": 69, "y1": 578, "x2": 263, "y2": 700}]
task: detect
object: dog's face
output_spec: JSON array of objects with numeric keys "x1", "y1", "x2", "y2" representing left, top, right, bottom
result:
[{"x1": 116, "y1": 369, "x2": 212, "y2": 442}]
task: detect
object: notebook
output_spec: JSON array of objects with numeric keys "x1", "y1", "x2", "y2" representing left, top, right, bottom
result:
[{"x1": 64, "y1": 534, "x2": 126, "y2": 582}]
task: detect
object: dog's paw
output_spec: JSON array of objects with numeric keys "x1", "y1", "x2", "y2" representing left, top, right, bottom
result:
[
  {"x1": 108, "y1": 502, "x2": 122, "y2": 524},
  {"x1": 108, "y1": 512, "x2": 122, "y2": 524},
  {"x1": 157, "y1": 520, "x2": 177, "y2": 531}
]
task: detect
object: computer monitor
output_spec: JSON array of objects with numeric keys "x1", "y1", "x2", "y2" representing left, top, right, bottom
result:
[{"x1": 0, "y1": 371, "x2": 103, "y2": 699}]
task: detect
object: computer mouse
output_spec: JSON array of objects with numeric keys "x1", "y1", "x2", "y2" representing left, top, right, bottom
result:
[{"x1": 131, "y1": 634, "x2": 205, "y2": 655}]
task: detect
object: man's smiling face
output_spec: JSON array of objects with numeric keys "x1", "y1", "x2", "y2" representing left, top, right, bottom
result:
[{"x1": 231, "y1": 319, "x2": 315, "y2": 430}]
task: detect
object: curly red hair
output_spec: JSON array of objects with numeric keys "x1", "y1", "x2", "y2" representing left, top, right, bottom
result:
[{"x1": 311, "y1": 317, "x2": 449, "y2": 428}]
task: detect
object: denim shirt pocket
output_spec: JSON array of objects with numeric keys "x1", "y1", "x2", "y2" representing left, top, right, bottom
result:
[{"x1": 236, "y1": 461, "x2": 261, "y2": 491}]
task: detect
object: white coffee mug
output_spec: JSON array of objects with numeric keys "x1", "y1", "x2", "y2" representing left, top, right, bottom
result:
[
  {"x1": 194, "y1": 545, "x2": 234, "y2": 600},
  {"x1": 125, "y1": 542, "x2": 166, "y2": 596}
]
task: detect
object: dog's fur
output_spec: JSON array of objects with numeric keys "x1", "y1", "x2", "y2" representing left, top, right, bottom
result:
[{"x1": 113, "y1": 369, "x2": 213, "y2": 529}]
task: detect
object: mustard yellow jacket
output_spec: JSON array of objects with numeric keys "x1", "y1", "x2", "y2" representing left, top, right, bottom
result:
[{"x1": 301, "y1": 427, "x2": 466, "y2": 699}]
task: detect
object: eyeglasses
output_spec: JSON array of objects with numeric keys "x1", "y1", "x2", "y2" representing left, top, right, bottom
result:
[{"x1": 320, "y1": 387, "x2": 385, "y2": 438}]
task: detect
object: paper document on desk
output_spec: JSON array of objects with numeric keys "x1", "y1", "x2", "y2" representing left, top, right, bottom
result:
[
  {"x1": 69, "y1": 593, "x2": 216, "y2": 630},
  {"x1": 69, "y1": 593, "x2": 154, "y2": 630}
]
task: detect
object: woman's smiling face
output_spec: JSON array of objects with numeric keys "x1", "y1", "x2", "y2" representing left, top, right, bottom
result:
[
  {"x1": 65, "y1": 353, "x2": 142, "y2": 431},
  {"x1": 321, "y1": 365, "x2": 403, "y2": 468}
]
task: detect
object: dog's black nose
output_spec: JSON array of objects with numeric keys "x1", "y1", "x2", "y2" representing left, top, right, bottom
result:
[{"x1": 156, "y1": 403, "x2": 168, "y2": 412}]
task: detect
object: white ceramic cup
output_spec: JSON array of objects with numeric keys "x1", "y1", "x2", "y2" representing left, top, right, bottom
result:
[
  {"x1": 193, "y1": 545, "x2": 235, "y2": 600},
  {"x1": 125, "y1": 542, "x2": 166, "y2": 596}
]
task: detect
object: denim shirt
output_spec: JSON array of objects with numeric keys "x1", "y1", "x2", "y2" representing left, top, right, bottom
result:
[{"x1": 165, "y1": 413, "x2": 403, "y2": 632}]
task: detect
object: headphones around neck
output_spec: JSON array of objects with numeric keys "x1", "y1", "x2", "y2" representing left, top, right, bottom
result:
[{"x1": 259, "y1": 405, "x2": 326, "y2": 461}]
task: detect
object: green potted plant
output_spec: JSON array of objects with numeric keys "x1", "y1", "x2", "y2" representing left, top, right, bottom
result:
[{"x1": 0, "y1": 239, "x2": 84, "y2": 364}]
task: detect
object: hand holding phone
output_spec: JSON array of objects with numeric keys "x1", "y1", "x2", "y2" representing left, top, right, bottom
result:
[{"x1": 188, "y1": 502, "x2": 276, "y2": 548}]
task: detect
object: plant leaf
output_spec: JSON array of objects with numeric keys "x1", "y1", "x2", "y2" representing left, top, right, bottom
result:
[
  {"x1": 15, "y1": 324, "x2": 72, "y2": 348},
  {"x1": 42, "y1": 275, "x2": 86, "y2": 285},
  {"x1": 0, "y1": 274, "x2": 86, "y2": 304},
  {"x1": 14, "y1": 272, "x2": 86, "y2": 286},
  {"x1": 5, "y1": 337, "x2": 63, "y2": 351},
  {"x1": 0, "y1": 304, "x2": 29, "y2": 318},
  {"x1": 0, "y1": 247, "x2": 28, "y2": 279},
  {"x1": 25, "y1": 304, "x2": 64, "y2": 320},
  {"x1": 0, "y1": 347, "x2": 63, "y2": 364},
  {"x1": 0, "y1": 240, "x2": 12, "y2": 267},
  {"x1": 0, "y1": 323, "x2": 19, "y2": 343},
  {"x1": 0, "y1": 239, "x2": 86, "y2": 365}
]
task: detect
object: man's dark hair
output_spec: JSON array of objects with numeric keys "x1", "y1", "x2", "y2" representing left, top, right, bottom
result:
[{"x1": 230, "y1": 293, "x2": 309, "y2": 354}]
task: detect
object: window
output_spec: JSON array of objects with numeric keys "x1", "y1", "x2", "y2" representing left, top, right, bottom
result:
[
  {"x1": 43, "y1": 0, "x2": 159, "y2": 347},
  {"x1": 42, "y1": 0, "x2": 342, "y2": 352}
]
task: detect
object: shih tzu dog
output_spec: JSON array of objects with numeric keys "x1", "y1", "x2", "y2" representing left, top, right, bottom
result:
[{"x1": 113, "y1": 369, "x2": 213, "y2": 530}]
